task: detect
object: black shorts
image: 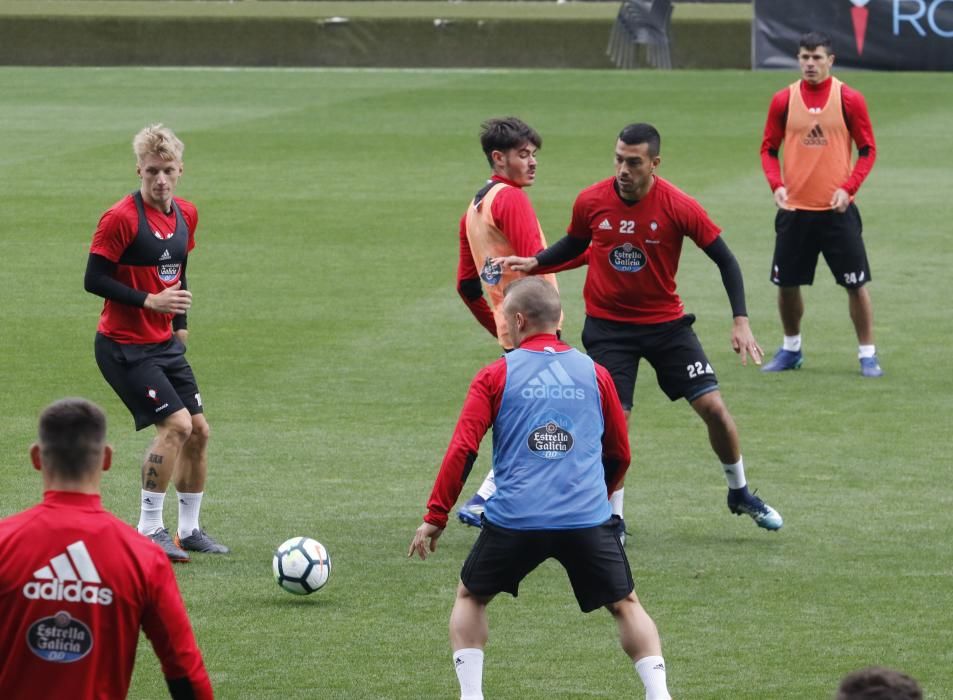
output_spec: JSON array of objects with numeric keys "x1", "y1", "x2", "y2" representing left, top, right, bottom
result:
[
  {"x1": 460, "y1": 516, "x2": 634, "y2": 613},
  {"x1": 771, "y1": 204, "x2": 871, "y2": 288},
  {"x1": 581, "y1": 314, "x2": 719, "y2": 409},
  {"x1": 94, "y1": 333, "x2": 203, "y2": 431}
]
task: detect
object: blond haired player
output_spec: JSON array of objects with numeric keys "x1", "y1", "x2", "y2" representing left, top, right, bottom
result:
[{"x1": 84, "y1": 124, "x2": 227, "y2": 561}]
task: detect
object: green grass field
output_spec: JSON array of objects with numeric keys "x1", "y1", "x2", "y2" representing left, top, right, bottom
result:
[{"x1": 0, "y1": 67, "x2": 950, "y2": 699}]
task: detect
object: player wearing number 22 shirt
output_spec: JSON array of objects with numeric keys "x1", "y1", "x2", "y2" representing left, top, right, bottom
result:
[{"x1": 520, "y1": 123, "x2": 783, "y2": 532}]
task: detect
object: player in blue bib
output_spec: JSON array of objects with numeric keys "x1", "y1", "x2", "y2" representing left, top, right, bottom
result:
[{"x1": 409, "y1": 278, "x2": 672, "y2": 700}]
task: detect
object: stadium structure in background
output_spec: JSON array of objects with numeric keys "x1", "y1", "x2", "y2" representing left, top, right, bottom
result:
[{"x1": 754, "y1": 0, "x2": 953, "y2": 70}]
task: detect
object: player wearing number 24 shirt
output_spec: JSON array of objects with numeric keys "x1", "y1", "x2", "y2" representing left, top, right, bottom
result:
[{"x1": 498, "y1": 122, "x2": 783, "y2": 532}]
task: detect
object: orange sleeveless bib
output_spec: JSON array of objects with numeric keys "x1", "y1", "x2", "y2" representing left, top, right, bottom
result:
[{"x1": 783, "y1": 78, "x2": 853, "y2": 211}]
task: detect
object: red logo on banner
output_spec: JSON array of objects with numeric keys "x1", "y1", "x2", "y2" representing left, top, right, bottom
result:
[{"x1": 850, "y1": 0, "x2": 870, "y2": 55}]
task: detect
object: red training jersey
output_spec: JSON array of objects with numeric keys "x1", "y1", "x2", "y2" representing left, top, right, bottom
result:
[
  {"x1": 0, "y1": 491, "x2": 213, "y2": 700},
  {"x1": 423, "y1": 334, "x2": 630, "y2": 529},
  {"x1": 568, "y1": 176, "x2": 721, "y2": 325},
  {"x1": 90, "y1": 194, "x2": 198, "y2": 344},
  {"x1": 760, "y1": 77, "x2": 876, "y2": 197}
]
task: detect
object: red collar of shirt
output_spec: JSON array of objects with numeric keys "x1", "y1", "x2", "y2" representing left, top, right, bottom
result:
[
  {"x1": 491, "y1": 174, "x2": 523, "y2": 189},
  {"x1": 42, "y1": 490, "x2": 104, "y2": 510},
  {"x1": 514, "y1": 333, "x2": 570, "y2": 351},
  {"x1": 801, "y1": 76, "x2": 833, "y2": 98},
  {"x1": 803, "y1": 76, "x2": 832, "y2": 92}
]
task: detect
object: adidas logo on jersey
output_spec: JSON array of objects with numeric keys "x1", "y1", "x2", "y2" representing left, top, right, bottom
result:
[
  {"x1": 598, "y1": 218, "x2": 612, "y2": 230},
  {"x1": 521, "y1": 359, "x2": 585, "y2": 400},
  {"x1": 159, "y1": 248, "x2": 172, "y2": 261},
  {"x1": 803, "y1": 123, "x2": 828, "y2": 146},
  {"x1": 22, "y1": 540, "x2": 113, "y2": 606}
]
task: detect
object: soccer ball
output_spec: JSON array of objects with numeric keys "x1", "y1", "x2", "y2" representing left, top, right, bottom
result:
[{"x1": 272, "y1": 537, "x2": 331, "y2": 595}]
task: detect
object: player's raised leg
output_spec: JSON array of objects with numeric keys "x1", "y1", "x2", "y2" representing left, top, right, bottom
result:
[
  {"x1": 457, "y1": 469, "x2": 496, "y2": 528},
  {"x1": 690, "y1": 391, "x2": 782, "y2": 530}
]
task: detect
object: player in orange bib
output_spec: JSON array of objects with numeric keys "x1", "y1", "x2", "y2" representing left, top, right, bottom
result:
[
  {"x1": 760, "y1": 31, "x2": 882, "y2": 377},
  {"x1": 454, "y1": 118, "x2": 585, "y2": 527}
]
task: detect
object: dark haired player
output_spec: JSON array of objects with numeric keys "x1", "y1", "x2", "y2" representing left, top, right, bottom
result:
[
  {"x1": 760, "y1": 31, "x2": 881, "y2": 376},
  {"x1": 455, "y1": 117, "x2": 583, "y2": 527},
  {"x1": 498, "y1": 123, "x2": 783, "y2": 532},
  {"x1": 0, "y1": 398, "x2": 212, "y2": 699}
]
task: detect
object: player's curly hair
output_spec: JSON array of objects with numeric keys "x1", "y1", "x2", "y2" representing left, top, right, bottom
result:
[{"x1": 133, "y1": 123, "x2": 184, "y2": 163}]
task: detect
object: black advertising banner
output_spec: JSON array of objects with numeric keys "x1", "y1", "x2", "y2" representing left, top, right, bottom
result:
[{"x1": 754, "y1": 0, "x2": 953, "y2": 70}]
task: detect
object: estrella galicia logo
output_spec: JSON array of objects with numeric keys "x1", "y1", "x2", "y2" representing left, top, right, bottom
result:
[
  {"x1": 609, "y1": 242, "x2": 647, "y2": 272},
  {"x1": 27, "y1": 611, "x2": 93, "y2": 663},
  {"x1": 157, "y1": 262, "x2": 181, "y2": 283},
  {"x1": 527, "y1": 420, "x2": 574, "y2": 460},
  {"x1": 480, "y1": 256, "x2": 502, "y2": 285}
]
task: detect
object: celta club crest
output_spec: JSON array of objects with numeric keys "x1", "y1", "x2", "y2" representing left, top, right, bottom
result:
[
  {"x1": 480, "y1": 256, "x2": 503, "y2": 285},
  {"x1": 850, "y1": 0, "x2": 871, "y2": 55}
]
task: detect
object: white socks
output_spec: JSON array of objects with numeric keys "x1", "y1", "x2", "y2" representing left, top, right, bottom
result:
[
  {"x1": 452, "y1": 646, "x2": 669, "y2": 699},
  {"x1": 476, "y1": 471, "x2": 496, "y2": 501},
  {"x1": 783, "y1": 336, "x2": 877, "y2": 360},
  {"x1": 609, "y1": 488, "x2": 625, "y2": 517},
  {"x1": 176, "y1": 491, "x2": 204, "y2": 539},
  {"x1": 453, "y1": 648, "x2": 484, "y2": 700},
  {"x1": 137, "y1": 490, "x2": 206, "y2": 538},
  {"x1": 635, "y1": 655, "x2": 671, "y2": 700},
  {"x1": 137, "y1": 490, "x2": 165, "y2": 535},
  {"x1": 722, "y1": 457, "x2": 747, "y2": 490}
]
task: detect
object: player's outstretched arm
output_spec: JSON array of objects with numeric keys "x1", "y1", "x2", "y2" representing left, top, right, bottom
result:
[
  {"x1": 493, "y1": 255, "x2": 538, "y2": 272},
  {"x1": 408, "y1": 522, "x2": 444, "y2": 560},
  {"x1": 702, "y1": 237, "x2": 762, "y2": 365}
]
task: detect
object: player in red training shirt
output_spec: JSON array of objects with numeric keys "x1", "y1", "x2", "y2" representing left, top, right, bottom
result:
[
  {"x1": 499, "y1": 123, "x2": 783, "y2": 533},
  {"x1": 760, "y1": 31, "x2": 881, "y2": 377},
  {"x1": 455, "y1": 117, "x2": 583, "y2": 528},
  {"x1": 84, "y1": 124, "x2": 227, "y2": 562},
  {"x1": 0, "y1": 398, "x2": 212, "y2": 699}
]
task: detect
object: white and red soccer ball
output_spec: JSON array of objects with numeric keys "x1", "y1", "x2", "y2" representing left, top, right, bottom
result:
[{"x1": 272, "y1": 537, "x2": 331, "y2": 595}]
